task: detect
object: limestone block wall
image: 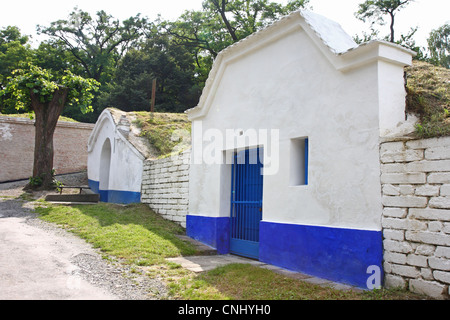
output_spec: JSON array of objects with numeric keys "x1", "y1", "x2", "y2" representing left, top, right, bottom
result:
[
  {"x1": 141, "y1": 151, "x2": 190, "y2": 227},
  {"x1": 380, "y1": 136, "x2": 450, "y2": 299}
]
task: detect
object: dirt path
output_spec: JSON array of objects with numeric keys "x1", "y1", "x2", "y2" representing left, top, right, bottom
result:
[{"x1": 0, "y1": 178, "x2": 167, "y2": 300}]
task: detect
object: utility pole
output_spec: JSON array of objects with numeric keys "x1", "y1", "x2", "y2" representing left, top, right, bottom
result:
[{"x1": 151, "y1": 78, "x2": 156, "y2": 113}]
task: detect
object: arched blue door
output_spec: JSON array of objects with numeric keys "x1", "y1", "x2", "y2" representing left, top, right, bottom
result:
[{"x1": 230, "y1": 148, "x2": 264, "y2": 259}]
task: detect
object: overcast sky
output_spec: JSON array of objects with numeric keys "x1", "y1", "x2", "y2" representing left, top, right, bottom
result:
[{"x1": 0, "y1": 0, "x2": 449, "y2": 48}]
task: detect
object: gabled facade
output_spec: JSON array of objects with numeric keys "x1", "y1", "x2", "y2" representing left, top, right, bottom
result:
[
  {"x1": 186, "y1": 10, "x2": 415, "y2": 288},
  {"x1": 87, "y1": 108, "x2": 150, "y2": 204}
]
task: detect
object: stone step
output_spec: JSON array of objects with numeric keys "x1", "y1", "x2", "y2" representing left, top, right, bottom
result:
[{"x1": 45, "y1": 193, "x2": 100, "y2": 203}]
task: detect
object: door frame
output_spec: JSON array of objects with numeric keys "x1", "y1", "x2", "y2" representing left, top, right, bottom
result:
[{"x1": 229, "y1": 147, "x2": 264, "y2": 259}]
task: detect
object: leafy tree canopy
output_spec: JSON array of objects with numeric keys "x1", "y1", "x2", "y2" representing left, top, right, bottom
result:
[
  {"x1": 1, "y1": 64, "x2": 99, "y2": 114},
  {"x1": 428, "y1": 24, "x2": 450, "y2": 69},
  {"x1": 37, "y1": 7, "x2": 148, "y2": 84},
  {"x1": 0, "y1": 64, "x2": 100, "y2": 189},
  {"x1": 0, "y1": 26, "x2": 32, "y2": 85},
  {"x1": 355, "y1": 0, "x2": 414, "y2": 42},
  {"x1": 164, "y1": 0, "x2": 310, "y2": 81}
]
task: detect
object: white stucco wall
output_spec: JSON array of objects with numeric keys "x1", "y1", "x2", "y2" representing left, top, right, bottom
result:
[
  {"x1": 87, "y1": 110, "x2": 144, "y2": 194},
  {"x1": 188, "y1": 13, "x2": 413, "y2": 232}
]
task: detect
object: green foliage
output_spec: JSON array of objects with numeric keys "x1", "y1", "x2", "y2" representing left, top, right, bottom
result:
[
  {"x1": 28, "y1": 175, "x2": 43, "y2": 188},
  {"x1": 37, "y1": 7, "x2": 148, "y2": 83},
  {"x1": 356, "y1": 0, "x2": 413, "y2": 24},
  {"x1": 406, "y1": 61, "x2": 450, "y2": 138},
  {"x1": 33, "y1": 39, "x2": 84, "y2": 77},
  {"x1": 0, "y1": 26, "x2": 33, "y2": 113},
  {"x1": 132, "y1": 111, "x2": 191, "y2": 157},
  {"x1": 427, "y1": 24, "x2": 450, "y2": 69},
  {"x1": 355, "y1": 0, "x2": 414, "y2": 42},
  {"x1": 165, "y1": 0, "x2": 310, "y2": 81},
  {"x1": 2, "y1": 3, "x2": 312, "y2": 122},
  {"x1": 27, "y1": 168, "x2": 64, "y2": 191},
  {"x1": 99, "y1": 35, "x2": 202, "y2": 113},
  {"x1": 0, "y1": 64, "x2": 100, "y2": 114}
]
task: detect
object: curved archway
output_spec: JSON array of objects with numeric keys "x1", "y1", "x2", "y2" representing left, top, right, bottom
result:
[{"x1": 99, "y1": 138, "x2": 112, "y2": 202}]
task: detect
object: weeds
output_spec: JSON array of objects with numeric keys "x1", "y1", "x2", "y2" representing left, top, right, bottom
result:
[
  {"x1": 406, "y1": 60, "x2": 450, "y2": 138},
  {"x1": 33, "y1": 202, "x2": 429, "y2": 301}
]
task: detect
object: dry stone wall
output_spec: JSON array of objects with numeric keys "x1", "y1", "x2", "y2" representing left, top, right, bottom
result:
[
  {"x1": 380, "y1": 136, "x2": 450, "y2": 299},
  {"x1": 141, "y1": 151, "x2": 190, "y2": 227}
]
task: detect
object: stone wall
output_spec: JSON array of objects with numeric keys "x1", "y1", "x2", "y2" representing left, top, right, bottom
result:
[
  {"x1": 141, "y1": 151, "x2": 190, "y2": 227},
  {"x1": 0, "y1": 116, "x2": 94, "y2": 183},
  {"x1": 380, "y1": 136, "x2": 450, "y2": 299}
]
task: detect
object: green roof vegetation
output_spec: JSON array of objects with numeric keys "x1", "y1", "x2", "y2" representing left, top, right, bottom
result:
[
  {"x1": 405, "y1": 60, "x2": 450, "y2": 138},
  {"x1": 130, "y1": 111, "x2": 191, "y2": 158}
]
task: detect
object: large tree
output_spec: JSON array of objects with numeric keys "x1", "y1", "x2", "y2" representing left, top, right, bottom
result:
[
  {"x1": 355, "y1": 0, "x2": 414, "y2": 43},
  {"x1": 0, "y1": 26, "x2": 33, "y2": 113},
  {"x1": 0, "y1": 64, "x2": 100, "y2": 189},
  {"x1": 427, "y1": 24, "x2": 450, "y2": 69},
  {"x1": 100, "y1": 34, "x2": 201, "y2": 113},
  {"x1": 204, "y1": 0, "x2": 310, "y2": 40},
  {"x1": 164, "y1": 0, "x2": 309, "y2": 81},
  {"x1": 37, "y1": 8, "x2": 148, "y2": 84}
]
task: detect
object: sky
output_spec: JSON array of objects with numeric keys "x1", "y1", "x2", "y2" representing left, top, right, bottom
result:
[{"x1": 0, "y1": 0, "x2": 449, "y2": 49}]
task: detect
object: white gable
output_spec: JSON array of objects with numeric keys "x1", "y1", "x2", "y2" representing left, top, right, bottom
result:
[{"x1": 187, "y1": 10, "x2": 415, "y2": 122}]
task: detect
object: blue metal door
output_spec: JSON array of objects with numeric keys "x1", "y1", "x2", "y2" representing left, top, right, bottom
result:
[{"x1": 230, "y1": 148, "x2": 264, "y2": 259}]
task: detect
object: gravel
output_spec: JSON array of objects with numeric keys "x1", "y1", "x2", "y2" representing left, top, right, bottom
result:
[
  {"x1": 26, "y1": 218, "x2": 169, "y2": 300},
  {"x1": 0, "y1": 173, "x2": 169, "y2": 300}
]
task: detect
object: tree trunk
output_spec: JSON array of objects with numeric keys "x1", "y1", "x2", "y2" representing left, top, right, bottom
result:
[
  {"x1": 389, "y1": 11, "x2": 395, "y2": 43},
  {"x1": 213, "y1": 0, "x2": 239, "y2": 42},
  {"x1": 28, "y1": 87, "x2": 69, "y2": 190}
]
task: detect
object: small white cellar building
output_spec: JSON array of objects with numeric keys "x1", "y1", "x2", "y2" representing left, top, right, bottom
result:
[
  {"x1": 87, "y1": 108, "x2": 153, "y2": 204},
  {"x1": 186, "y1": 10, "x2": 415, "y2": 288}
]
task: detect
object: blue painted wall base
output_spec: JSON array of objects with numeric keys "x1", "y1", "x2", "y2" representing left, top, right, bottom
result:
[
  {"x1": 88, "y1": 180, "x2": 100, "y2": 194},
  {"x1": 186, "y1": 215, "x2": 230, "y2": 254},
  {"x1": 259, "y1": 221, "x2": 383, "y2": 289},
  {"x1": 88, "y1": 180, "x2": 141, "y2": 204},
  {"x1": 186, "y1": 216, "x2": 382, "y2": 289}
]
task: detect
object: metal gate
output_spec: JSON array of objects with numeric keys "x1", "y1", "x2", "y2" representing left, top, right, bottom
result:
[{"x1": 230, "y1": 148, "x2": 264, "y2": 259}]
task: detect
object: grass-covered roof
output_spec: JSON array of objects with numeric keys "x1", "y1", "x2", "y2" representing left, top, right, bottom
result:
[{"x1": 405, "y1": 60, "x2": 450, "y2": 138}]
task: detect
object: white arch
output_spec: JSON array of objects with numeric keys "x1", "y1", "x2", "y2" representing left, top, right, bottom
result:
[{"x1": 99, "y1": 138, "x2": 112, "y2": 194}]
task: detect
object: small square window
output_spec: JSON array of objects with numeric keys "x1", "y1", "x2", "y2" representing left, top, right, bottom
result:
[{"x1": 290, "y1": 137, "x2": 308, "y2": 186}]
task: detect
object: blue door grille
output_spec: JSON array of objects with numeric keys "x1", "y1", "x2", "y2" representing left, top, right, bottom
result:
[{"x1": 230, "y1": 148, "x2": 264, "y2": 259}]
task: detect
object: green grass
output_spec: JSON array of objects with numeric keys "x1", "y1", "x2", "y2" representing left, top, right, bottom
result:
[
  {"x1": 33, "y1": 202, "x2": 428, "y2": 300},
  {"x1": 130, "y1": 111, "x2": 191, "y2": 158},
  {"x1": 406, "y1": 60, "x2": 450, "y2": 138},
  {"x1": 169, "y1": 264, "x2": 427, "y2": 300},
  {"x1": 36, "y1": 203, "x2": 197, "y2": 266}
]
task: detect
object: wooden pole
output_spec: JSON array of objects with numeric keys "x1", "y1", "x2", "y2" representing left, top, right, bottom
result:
[{"x1": 151, "y1": 79, "x2": 156, "y2": 113}]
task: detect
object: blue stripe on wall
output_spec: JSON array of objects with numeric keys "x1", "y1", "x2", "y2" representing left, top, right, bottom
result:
[
  {"x1": 259, "y1": 221, "x2": 383, "y2": 289},
  {"x1": 186, "y1": 215, "x2": 230, "y2": 254},
  {"x1": 107, "y1": 190, "x2": 141, "y2": 204},
  {"x1": 88, "y1": 179, "x2": 99, "y2": 193},
  {"x1": 88, "y1": 180, "x2": 141, "y2": 204}
]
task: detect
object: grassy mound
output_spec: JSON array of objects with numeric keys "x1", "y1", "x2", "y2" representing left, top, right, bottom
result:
[
  {"x1": 405, "y1": 60, "x2": 450, "y2": 138},
  {"x1": 130, "y1": 111, "x2": 191, "y2": 158}
]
